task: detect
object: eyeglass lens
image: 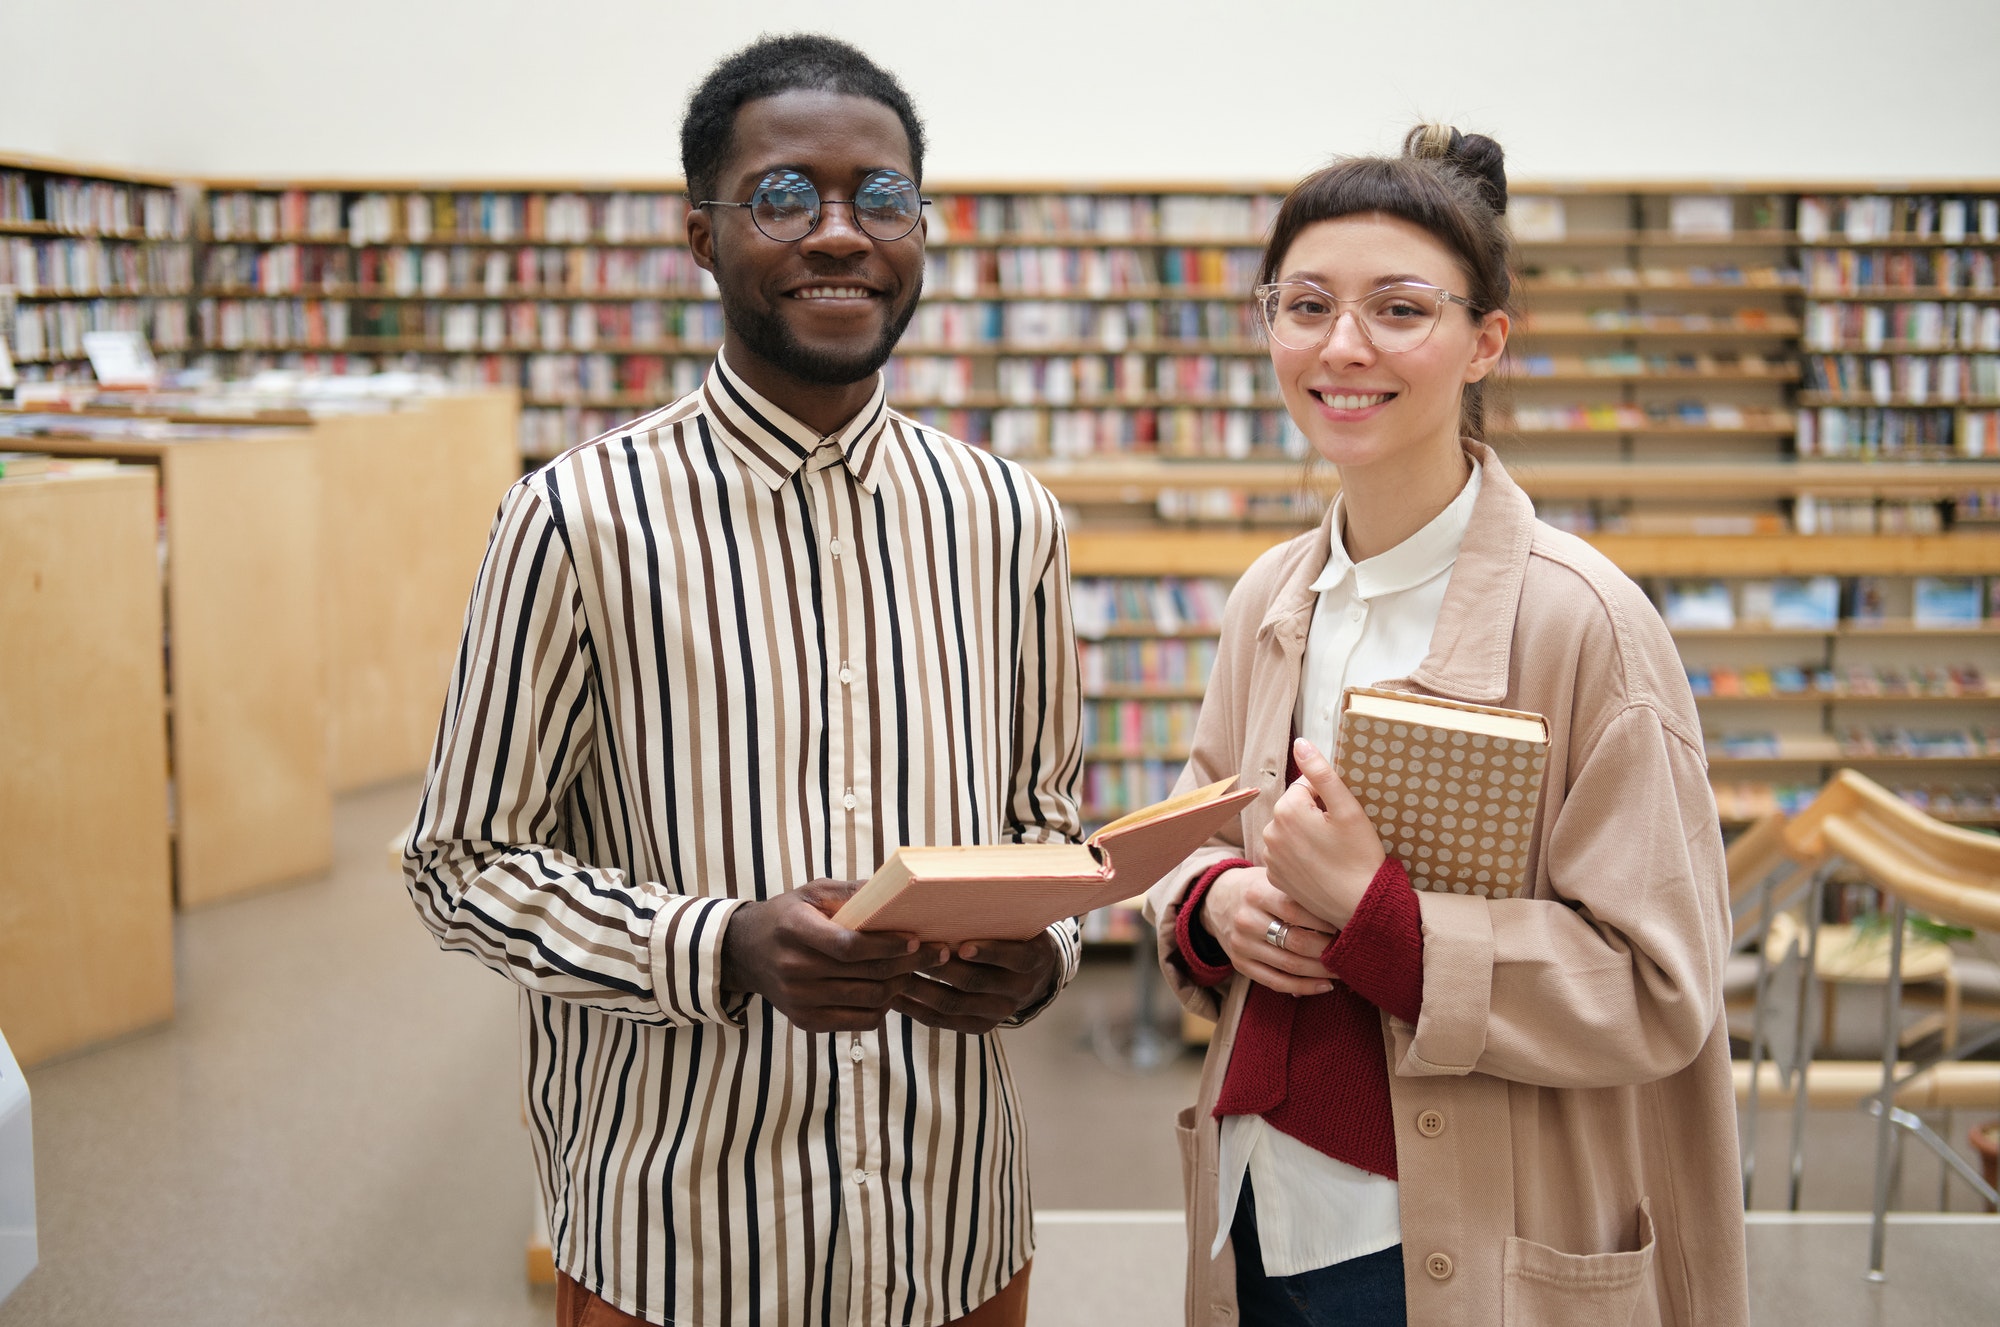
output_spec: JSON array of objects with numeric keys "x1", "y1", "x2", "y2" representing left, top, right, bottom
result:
[
  {"x1": 749, "y1": 169, "x2": 924, "y2": 242},
  {"x1": 1260, "y1": 283, "x2": 1448, "y2": 352}
]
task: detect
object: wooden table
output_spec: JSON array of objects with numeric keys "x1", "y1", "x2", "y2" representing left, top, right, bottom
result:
[{"x1": 0, "y1": 469, "x2": 175, "y2": 1064}]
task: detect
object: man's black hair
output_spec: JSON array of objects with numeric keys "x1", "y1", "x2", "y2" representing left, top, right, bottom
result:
[{"x1": 680, "y1": 34, "x2": 927, "y2": 203}]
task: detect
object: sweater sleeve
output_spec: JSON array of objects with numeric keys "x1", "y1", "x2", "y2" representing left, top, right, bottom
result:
[
  {"x1": 1172, "y1": 857, "x2": 1255, "y2": 986},
  {"x1": 1323, "y1": 857, "x2": 1424, "y2": 1025}
]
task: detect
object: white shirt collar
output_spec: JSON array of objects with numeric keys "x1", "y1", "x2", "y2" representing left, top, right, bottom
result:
[{"x1": 1309, "y1": 462, "x2": 1483, "y2": 600}]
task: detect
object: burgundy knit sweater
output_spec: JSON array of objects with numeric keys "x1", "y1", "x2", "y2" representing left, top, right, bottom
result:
[{"x1": 1174, "y1": 847, "x2": 1425, "y2": 1180}]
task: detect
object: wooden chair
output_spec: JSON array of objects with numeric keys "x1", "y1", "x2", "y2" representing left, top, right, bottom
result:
[{"x1": 1782, "y1": 769, "x2": 2000, "y2": 1279}]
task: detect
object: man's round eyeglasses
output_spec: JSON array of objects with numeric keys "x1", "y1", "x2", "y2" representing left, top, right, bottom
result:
[
  {"x1": 1254, "y1": 279, "x2": 1480, "y2": 354},
  {"x1": 696, "y1": 168, "x2": 930, "y2": 243}
]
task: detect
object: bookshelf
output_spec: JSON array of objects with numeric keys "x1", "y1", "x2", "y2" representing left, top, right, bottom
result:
[
  {"x1": 15, "y1": 157, "x2": 2000, "y2": 922},
  {"x1": 0, "y1": 153, "x2": 194, "y2": 381}
]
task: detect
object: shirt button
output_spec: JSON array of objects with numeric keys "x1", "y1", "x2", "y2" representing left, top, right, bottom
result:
[
  {"x1": 1348, "y1": 606, "x2": 1365, "y2": 622},
  {"x1": 830, "y1": 537, "x2": 843, "y2": 558},
  {"x1": 843, "y1": 789, "x2": 857, "y2": 810},
  {"x1": 1426, "y1": 1252, "x2": 1454, "y2": 1281},
  {"x1": 852, "y1": 1169, "x2": 869, "y2": 1186},
  {"x1": 850, "y1": 1041, "x2": 864, "y2": 1062},
  {"x1": 1417, "y1": 1109, "x2": 1445, "y2": 1137},
  {"x1": 839, "y1": 663, "x2": 854, "y2": 685}
]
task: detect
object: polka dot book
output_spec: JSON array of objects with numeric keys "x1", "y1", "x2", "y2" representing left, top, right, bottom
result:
[{"x1": 1335, "y1": 687, "x2": 1550, "y2": 900}]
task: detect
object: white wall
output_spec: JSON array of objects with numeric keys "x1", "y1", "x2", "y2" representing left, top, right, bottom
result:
[{"x1": 5, "y1": 0, "x2": 1998, "y2": 184}]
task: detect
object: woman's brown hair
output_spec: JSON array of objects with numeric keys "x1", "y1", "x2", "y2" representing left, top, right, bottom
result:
[{"x1": 1259, "y1": 124, "x2": 1516, "y2": 441}]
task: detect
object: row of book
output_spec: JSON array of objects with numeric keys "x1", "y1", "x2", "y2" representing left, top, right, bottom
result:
[
  {"x1": 1802, "y1": 248, "x2": 1997, "y2": 295},
  {"x1": 1793, "y1": 495, "x2": 1946, "y2": 535},
  {"x1": 1712, "y1": 780, "x2": 2000, "y2": 823},
  {"x1": 1079, "y1": 638, "x2": 1220, "y2": 690},
  {"x1": 1535, "y1": 501, "x2": 1959, "y2": 537},
  {"x1": 994, "y1": 355, "x2": 1274, "y2": 405},
  {"x1": 1800, "y1": 354, "x2": 2000, "y2": 403},
  {"x1": 1505, "y1": 403, "x2": 1792, "y2": 432},
  {"x1": 191, "y1": 298, "x2": 729, "y2": 353},
  {"x1": 204, "y1": 190, "x2": 690, "y2": 245},
  {"x1": 1658, "y1": 574, "x2": 1993, "y2": 630},
  {"x1": 1154, "y1": 487, "x2": 1325, "y2": 526},
  {"x1": 925, "y1": 247, "x2": 1262, "y2": 298},
  {"x1": 901, "y1": 299, "x2": 1260, "y2": 350},
  {"x1": 1686, "y1": 662, "x2": 1993, "y2": 700},
  {"x1": 1070, "y1": 577, "x2": 1229, "y2": 638},
  {"x1": 0, "y1": 171, "x2": 190, "y2": 239},
  {"x1": 1707, "y1": 727, "x2": 2000, "y2": 760},
  {"x1": 8, "y1": 298, "x2": 191, "y2": 360},
  {"x1": 1523, "y1": 262, "x2": 1800, "y2": 289},
  {"x1": 983, "y1": 406, "x2": 1307, "y2": 460},
  {"x1": 927, "y1": 193, "x2": 1283, "y2": 242},
  {"x1": 518, "y1": 354, "x2": 707, "y2": 405},
  {"x1": 520, "y1": 405, "x2": 627, "y2": 459},
  {"x1": 1802, "y1": 302, "x2": 2000, "y2": 353},
  {"x1": 1081, "y1": 699, "x2": 1203, "y2": 754},
  {"x1": 199, "y1": 243, "x2": 720, "y2": 299},
  {"x1": 1961, "y1": 412, "x2": 2000, "y2": 461},
  {"x1": 1796, "y1": 195, "x2": 2000, "y2": 245},
  {"x1": 1796, "y1": 406, "x2": 1990, "y2": 457},
  {"x1": 0, "y1": 236, "x2": 193, "y2": 297},
  {"x1": 1080, "y1": 758, "x2": 1186, "y2": 822},
  {"x1": 1508, "y1": 351, "x2": 1788, "y2": 379},
  {"x1": 1519, "y1": 308, "x2": 1791, "y2": 335}
]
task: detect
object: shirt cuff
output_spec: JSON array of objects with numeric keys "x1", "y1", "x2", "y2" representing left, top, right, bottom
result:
[
  {"x1": 1322, "y1": 858, "x2": 1424, "y2": 1025},
  {"x1": 1003, "y1": 916, "x2": 1083, "y2": 1027},
  {"x1": 647, "y1": 894, "x2": 751, "y2": 1027},
  {"x1": 1174, "y1": 858, "x2": 1254, "y2": 987}
]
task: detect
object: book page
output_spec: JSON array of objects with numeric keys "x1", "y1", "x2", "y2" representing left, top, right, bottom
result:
[
  {"x1": 1088, "y1": 775, "x2": 1240, "y2": 841},
  {"x1": 1344, "y1": 691, "x2": 1546, "y2": 744}
]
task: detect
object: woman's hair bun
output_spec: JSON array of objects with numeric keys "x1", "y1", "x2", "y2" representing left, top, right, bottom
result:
[{"x1": 1403, "y1": 122, "x2": 1508, "y2": 217}]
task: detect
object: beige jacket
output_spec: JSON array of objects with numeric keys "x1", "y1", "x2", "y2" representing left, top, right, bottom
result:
[{"x1": 1144, "y1": 443, "x2": 1749, "y2": 1327}]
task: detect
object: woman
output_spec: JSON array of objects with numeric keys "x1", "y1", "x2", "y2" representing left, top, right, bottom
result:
[{"x1": 1144, "y1": 125, "x2": 1749, "y2": 1327}]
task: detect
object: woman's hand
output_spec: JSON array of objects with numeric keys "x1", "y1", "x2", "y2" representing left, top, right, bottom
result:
[
  {"x1": 1263, "y1": 738, "x2": 1388, "y2": 931},
  {"x1": 1199, "y1": 865, "x2": 1338, "y2": 997}
]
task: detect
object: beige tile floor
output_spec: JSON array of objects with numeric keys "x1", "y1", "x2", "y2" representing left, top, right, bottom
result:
[{"x1": 2, "y1": 780, "x2": 1994, "y2": 1325}]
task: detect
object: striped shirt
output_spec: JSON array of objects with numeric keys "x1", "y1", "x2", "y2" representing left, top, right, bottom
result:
[{"x1": 404, "y1": 350, "x2": 1084, "y2": 1327}]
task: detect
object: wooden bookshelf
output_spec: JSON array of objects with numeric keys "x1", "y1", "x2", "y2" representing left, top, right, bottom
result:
[{"x1": 0, "y1": 152, "x2": 195, "y2": 378}]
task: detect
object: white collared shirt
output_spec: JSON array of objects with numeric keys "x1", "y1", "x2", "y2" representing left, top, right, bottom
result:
[{"x1": 1213, "y1": 462, "x2": 1482, "y2": 1275}]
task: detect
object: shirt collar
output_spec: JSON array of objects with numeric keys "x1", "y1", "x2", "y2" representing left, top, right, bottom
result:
[
  {"x1": 1308, "y1": 462, "x2": 1483, "y2": 600},
  {"x1": 701, "y1": 348, "x2": 892, "y2": 493}
]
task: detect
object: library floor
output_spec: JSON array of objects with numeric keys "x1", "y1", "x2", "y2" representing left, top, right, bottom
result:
[{"x1": 4, "y1": 782, "x2": 1996, "y2": 1326}]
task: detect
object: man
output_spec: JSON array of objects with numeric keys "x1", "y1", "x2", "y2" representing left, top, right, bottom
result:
[{"x1": 403, "y1": 33, "x2": 1082, "y2": 1327}]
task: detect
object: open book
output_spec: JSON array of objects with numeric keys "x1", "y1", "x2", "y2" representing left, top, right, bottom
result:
[
  {"x1": 832, "y1": 777, "x2": 1258, "y2": 942},
  {"x1": 1335, "y1": 688, "x2": 1550, "y2": 900}
]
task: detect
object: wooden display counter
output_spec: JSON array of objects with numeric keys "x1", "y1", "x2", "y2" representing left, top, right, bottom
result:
[
  {"x1": 25, "y1": 429, "x2": 332, "y2": 907},
  {"x1": 312, "y1": 390, "x2": 519, "y2": 790},
  {"x1": 0, "y1": 469, "x2": 175, "y2": 1065},
  {"x1": 18, "y1": 389, "x2": 519, "y2": 904}
]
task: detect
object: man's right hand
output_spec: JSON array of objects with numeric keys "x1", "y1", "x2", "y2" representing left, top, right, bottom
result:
[{"x1": 720, "y1": 880, "x2": 942, "y2": 1033}]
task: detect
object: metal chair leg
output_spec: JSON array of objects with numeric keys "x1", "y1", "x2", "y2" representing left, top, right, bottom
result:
[
  {"x1": 1740, "y1": 872, "x2": 1779, "y2": 1206},
  {"x1": 1787, "y1": 872, "x2": 1827, "y2": 1212},
  {"x1": 1865, "y1": 897, "x2": 1907, "y2": 1281}
]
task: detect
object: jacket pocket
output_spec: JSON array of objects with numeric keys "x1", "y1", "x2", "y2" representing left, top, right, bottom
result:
[
  {"x1": 1174, "y1": 1104, "x2": 1200, "y2": 1207},
  {"x1": 1502, "y1": 1198, "x2": 1660, "y2": 1327}
]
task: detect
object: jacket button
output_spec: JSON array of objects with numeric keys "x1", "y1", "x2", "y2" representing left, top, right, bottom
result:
[
  {"x1": 1426, "y1": 1251, "x2": 1453, "y2": 1281},
  {"x1": 1417, "y1": 1109, "x2": 1445, "y2": 1137}
]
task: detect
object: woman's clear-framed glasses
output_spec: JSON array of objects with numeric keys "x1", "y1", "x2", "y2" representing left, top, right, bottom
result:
[
  {"x1": 1254, "y1": 280, "x2": 1480, "y2": 353},
  {"x1": 697, "y1": 168, "x2": 930, "y2": 243}
]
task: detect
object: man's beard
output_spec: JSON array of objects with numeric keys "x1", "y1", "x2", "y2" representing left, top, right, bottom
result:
[{"x1": 717, "y1": 271, "x2": 923, "y2": 387}]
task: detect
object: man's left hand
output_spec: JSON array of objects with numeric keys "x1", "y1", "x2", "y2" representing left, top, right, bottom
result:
[{"x1": 889, "y1": 934, "x2": 1062, "y2": 1036}]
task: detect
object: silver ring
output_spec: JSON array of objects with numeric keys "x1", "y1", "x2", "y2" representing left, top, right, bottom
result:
[{"x1": 1264, "y1": 918, "x2": 1290, "y2": 949}]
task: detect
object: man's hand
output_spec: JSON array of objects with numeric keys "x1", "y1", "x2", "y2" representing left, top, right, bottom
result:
[
  {"x1": 889, "y1": 934, "x2": 1062, "y2": 1036},
  {"x1": 1199, "y1": 865, "x2": 1338, "y2": 997},
  {"x1": 721, "y1": 880, "x2": 940, "y2": 1033},
  {"x1": 1262, "y1": 738, "x2": 1388, "y2": 931}
]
